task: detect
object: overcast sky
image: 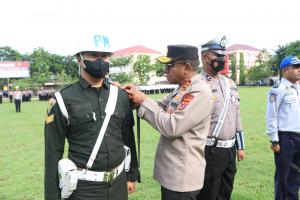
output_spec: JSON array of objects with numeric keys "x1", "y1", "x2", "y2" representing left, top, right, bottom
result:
[{"x1": 1, "y1": 0, "x2": 299, "y2": 55}]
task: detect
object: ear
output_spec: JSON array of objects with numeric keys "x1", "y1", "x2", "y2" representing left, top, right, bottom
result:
[
  {"x1": 282, "y1": 67, "x2": 289, "y2": 73},
  {"x1": 184, "y1": 63, "x2": 193, "y2": 72}
]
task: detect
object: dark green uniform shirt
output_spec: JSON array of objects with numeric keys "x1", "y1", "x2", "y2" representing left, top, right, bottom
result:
[{"x1": 44, "y1": 77, "x2": 139, "y2": 200}]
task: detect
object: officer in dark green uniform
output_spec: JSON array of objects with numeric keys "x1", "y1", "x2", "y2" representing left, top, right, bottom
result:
[{"x1": 44, "y1": 34, "x2": 140, "y2": 200}]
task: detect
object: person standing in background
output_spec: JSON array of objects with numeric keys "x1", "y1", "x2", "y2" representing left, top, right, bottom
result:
[
  {"x1": 266, "y1": 55, "x2": 300, "y2": 200},
  {"x1": 13, "y1": 86, "x2": 22, "y2": 112},
  {"x1": 197, "y1": 36, "x2": 245, "y2": 200}
]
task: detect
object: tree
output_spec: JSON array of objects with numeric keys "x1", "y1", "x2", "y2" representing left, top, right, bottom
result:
[
  {"x1": 0, "y1": 46, "x2": 23, "y2": 61},
  {"x1": 109, "y1": 56, "x2": 134, "y2": 84},
  {"x1": 273, "y1": 40, "x2": 300, "y2": 78},
  {"x1": 110, "y1": 73, "x2": 133, "y2": 84},
  {"x1": 229, "y1": 54, "x2": 236, "y2": 82},
  {"x1": 152, "y1": 61, "x2": 165, "y2": 77},
  {"x1": 239, "y1": 53, "x2": 245, "y2": 85},
  {"x1": 29, "y1": 48, "x2": 51, "y2": 75},
  {"x1": 132, "y1": 55, "x2": 153, "y2": 85},
  {"x1": 110, "y1": 56, "x2": 133, "y2": 68},
  {"x1": 247, "y1": 61, "x2": 272, "y2": 82}
]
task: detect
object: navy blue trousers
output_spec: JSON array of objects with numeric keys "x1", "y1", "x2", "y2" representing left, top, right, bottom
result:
[{"x1": 274, "y1": 132, "x2": 300, "y2": 200}]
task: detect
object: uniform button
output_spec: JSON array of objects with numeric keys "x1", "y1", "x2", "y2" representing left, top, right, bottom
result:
[{"x1": 102, "y1": 116, "x2": 104, "y2": 119}]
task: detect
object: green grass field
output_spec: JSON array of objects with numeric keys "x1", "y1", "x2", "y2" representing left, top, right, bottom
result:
[{"x1": 0, "y1": 86, "x2": 280, "y2": 200}]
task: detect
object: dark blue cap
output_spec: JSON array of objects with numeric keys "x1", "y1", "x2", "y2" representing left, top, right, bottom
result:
[{"x1": 280, "y1": 56, "x2": 300, "y2": 69}]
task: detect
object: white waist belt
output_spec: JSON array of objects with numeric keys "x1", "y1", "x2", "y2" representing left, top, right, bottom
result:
[
  {"x1": 77, "y1": 161, "x2": 124, "y2": 182},
  {"x1": 206, "y1": 138, "x2": 236, "y2": 148}
]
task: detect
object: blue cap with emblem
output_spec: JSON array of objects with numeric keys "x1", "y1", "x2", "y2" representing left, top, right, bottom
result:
[
  {"x1": 200, "y1": 35, "x2": 227, "y2": 55},
  {"x1": 280, "y1": 55, "x2": 300, "y2": 69}
]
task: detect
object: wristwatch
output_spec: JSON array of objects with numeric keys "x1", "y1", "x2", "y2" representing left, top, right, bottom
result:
[{"x1": 270, "y1": 141, "x2": 279, "y2": 145}]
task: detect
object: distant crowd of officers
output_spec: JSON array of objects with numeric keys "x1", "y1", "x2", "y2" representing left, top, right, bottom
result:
[
  {"x1": 0, "y1": 88, "x2": 59, "y2": 104},
  {"x1": 0, "y1": 86, "x2": 178, "y2": 104}
]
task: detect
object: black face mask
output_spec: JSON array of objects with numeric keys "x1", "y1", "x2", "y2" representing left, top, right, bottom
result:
[
  {"x1": 208, "y1": 56, "x2": 226, "y2": 72},
  {"x1": 82, "y1": 59, "x2": 109, "y2": 78}
]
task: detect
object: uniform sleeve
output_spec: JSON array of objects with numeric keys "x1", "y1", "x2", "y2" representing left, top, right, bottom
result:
[
  {"x1": 233, "y1": 85, "x2": 245, "y2": 150},
  {"x1": 44, "y1": 101, "x2": 67, "y2": 200},
  {"x1": 121, "y1": 100, "x2": 140, "y2": 182},
  {"x1": 156, "y1": 94, "x2": 170, "y2": 110},
  {"x1": 265, "y1": 88, "x2": 283, "y2": 142},
  {"x1": 138, "y1": 89, "x2": 213, "y2": 138}
]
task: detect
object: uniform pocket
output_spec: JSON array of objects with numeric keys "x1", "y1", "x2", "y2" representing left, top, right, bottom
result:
[
  {"x1": 69, "y1": 103, "x2": 94, "y2": 125},
  {"x1": 284, "y1": 96, "x2": 297, "y2": 104},
  {"x1": 284, "y1": 95, "x2": 298, "y2": 110},
  {"x1": 110, "y1": 111, "x2": 126, "y2": 127}
]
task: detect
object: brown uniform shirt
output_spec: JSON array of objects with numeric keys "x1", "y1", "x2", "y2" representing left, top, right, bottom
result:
[
  {"x1": 138, "y1": 74, "x2": 213, "y2": 192},
  {"x1": 201, "y1": 71, "x2": 242, "y2": 140}
]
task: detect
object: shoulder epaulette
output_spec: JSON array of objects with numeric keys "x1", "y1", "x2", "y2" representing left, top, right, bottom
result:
[{"x1": 59, "y1": 83, "x2": 72, "y2": 92}]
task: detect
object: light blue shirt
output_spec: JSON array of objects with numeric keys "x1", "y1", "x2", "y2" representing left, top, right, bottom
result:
[{"x1": 266, "y1": 78, "x2": 300, "y2": 141}]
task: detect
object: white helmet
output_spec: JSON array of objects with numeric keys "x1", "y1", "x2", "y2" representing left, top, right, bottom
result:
[{"x1": 73, "y1": 34, "x2": 113, "y2": 56}]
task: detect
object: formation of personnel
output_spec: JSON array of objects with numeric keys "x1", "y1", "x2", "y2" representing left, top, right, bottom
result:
[
  {"x1": 37, "y1": 89, "x2": 56, "y2": 101},
  {"x1": 138, "y1": 85, "x2": 178, "y2": 95},
  {"x1": 21, "y1": 90, "x2": 33, "y2": 102}
]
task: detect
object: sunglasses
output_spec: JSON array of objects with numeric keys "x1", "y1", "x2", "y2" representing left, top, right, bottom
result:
[{"x1": 166, "y1": 62, "x2": 190, "y2": 68}]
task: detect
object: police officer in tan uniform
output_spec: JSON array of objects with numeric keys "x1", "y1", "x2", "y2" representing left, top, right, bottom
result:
[
  {"x1": 125, "y1": 45, "x2": 213, "y2": 200},
  {"x1": 197, "y1": 36, "x2": 245, "y2": 200}
]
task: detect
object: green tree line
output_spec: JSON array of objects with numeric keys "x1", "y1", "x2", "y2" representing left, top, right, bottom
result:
[
  {"x1": 0, "y1": 47, "x2": 165, "y2": 89},
  {"x1": 228, "y1": 40, "x2": 300, "y2": 85}
]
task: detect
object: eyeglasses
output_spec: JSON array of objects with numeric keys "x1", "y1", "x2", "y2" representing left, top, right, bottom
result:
[{"x1": 166, "y1": 62, "x2": 188, "y2": 68}]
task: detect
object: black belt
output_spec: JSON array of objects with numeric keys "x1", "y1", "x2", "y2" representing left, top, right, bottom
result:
[{"x1": 278, "y1": 131, "x2": 300, "y2": 137}]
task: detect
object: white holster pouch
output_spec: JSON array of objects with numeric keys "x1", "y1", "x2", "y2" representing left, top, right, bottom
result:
[
  {"x1": 58, "y1": 159, "x2": 78, "y2": 198},
  {"x1": 124, "y1": 145, "x2": 131, "y2": 172}
]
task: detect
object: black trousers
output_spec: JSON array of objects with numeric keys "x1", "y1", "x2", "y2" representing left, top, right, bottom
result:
[
  {"x1": 197, "y1": 146, "x2": 236, "y2": 200},
  {"x1": 14, "y1": 99, "x2": 21, "y2": 112},
  {"x1": 67, "y1": 171, "x2": 128, "y2": 200},
  {"x1": 161, "y1": 186, "x2": 200, "y2": 200},
  {"x1": 274, "y1": 132, "x2": 300, "y2": 200}
]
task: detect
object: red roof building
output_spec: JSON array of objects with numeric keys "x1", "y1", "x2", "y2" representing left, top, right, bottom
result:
[
  {"x1": 227, "y1": 44, "x2": 260, "y2": 52},
  {"x1": 113, "y1": 45, "x2": 162, "y2": 58}
]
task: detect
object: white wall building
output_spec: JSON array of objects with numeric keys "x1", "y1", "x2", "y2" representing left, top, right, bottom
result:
[{"x1": 111, "y1": 45, "x2": 165, "y2": 84}]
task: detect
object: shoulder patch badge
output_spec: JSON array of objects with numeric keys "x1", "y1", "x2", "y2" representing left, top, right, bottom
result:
[
  {"x1": 45, "y1": 114, "x2": 54, "y2": 124},
  {"x1": 47, "y1": 98, "x2": 56, "y2": 113},
  {"x1": 177, "y1": 94, "x2": 194, "y2": 110},
  {"x1": 269, "y1": 93, "x2": 277, "y2": 103}
]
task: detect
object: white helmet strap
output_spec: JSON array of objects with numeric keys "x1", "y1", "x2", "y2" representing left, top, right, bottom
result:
[{"x1": 79, "y1": 53, "x2": 87, "y2": 69}]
